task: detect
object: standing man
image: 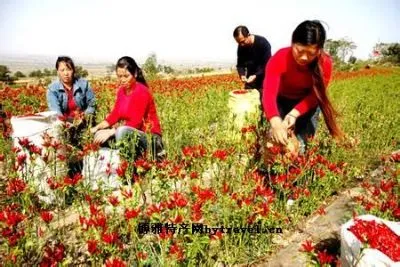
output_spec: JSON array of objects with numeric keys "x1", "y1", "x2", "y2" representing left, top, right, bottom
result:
[
  {"x1": 233, "y1": 25, "x2": 272, "y2": 93},
  {"x1": 234, "y1": 25, "x2": 271, "y2": 127}
]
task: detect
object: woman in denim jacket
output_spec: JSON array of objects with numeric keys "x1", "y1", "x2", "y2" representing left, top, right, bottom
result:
[
  {"x1": 47, "y1": 56, "x2": 96, "y2": 119},
  {"x1": 47, "y1": 56, "x2": 96, "y2": 176}
]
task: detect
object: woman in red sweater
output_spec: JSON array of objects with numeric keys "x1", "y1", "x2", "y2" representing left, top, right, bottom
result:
[
  {"x1": 90, "y1": 56, "x2": 165, "y2": 160},
  {"x1": 263, "y1": 20, "x2": 342, "y2": 152}
]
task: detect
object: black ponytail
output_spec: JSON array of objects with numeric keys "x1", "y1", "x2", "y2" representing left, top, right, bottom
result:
[
  {"x1": 292, "y1": 20, "x2": 343, "y2": 138},
  {"x1": 116, "y1": 56, "x2": 148, "y2": 87}
]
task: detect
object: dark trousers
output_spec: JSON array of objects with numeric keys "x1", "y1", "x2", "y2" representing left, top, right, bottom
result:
[{"x1": 103, "y1": 126, "x2": 166, "y2": 162}]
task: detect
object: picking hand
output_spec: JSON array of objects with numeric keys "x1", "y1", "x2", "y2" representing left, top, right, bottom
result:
[
  {"x1": 270, "y1": 117, "x2": 288, "y2": 145},
  {"x1": 283, "y1": 114, "x2": 297, "y2": 129},
  {"x1": 93, "y1": 129, "x2": 114, "y2": 144},
  {"x1": 246, "y1": 75, "x2": 256, "y2": 84},
  {"x1": 240, "y1": 76, "x2": 247, "y2": 82}
]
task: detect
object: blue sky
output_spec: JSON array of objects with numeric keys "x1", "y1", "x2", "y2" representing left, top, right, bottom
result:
[{"x1": 0, "y1": 0, "x2": 399, "y2": 63}]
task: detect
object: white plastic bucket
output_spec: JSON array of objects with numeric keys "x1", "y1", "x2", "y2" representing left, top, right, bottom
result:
[{"x1": 227, "y1": 89, "x2": 260, "y2": 129}]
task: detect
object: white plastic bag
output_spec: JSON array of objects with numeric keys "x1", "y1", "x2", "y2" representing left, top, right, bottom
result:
[
  {"x1": 340, "y1": 214, "x2": 400, "y2": 267},
  {"x1": 82, "y1": 148, "x2": 121, "y2": 190},
  {"x1": 11, "y1": 111, "x2": 64, "y2": 203},
  {"x1": 11, "y1": 111, "x2": 59, "y2": 147}
]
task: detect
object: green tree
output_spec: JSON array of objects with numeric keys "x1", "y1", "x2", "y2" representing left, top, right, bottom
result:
[
  {"x1": 348, "y1": 56, "x2": 357, "y2": 64},
  {"x1": 195, "y1": 67, "x2": 215, "y2": 73},
  {"x1": 0, "y1": 65, "x2": 15, "y2": 83},
  {"x1": 14, "y1": 71, "x2": 26, "y2": 78},
  {"x1": 325, "y1": 39, "x2": 341, "y2": 62},
  {"x1": 157, "y1": 64, "x2": 163, "y2": 73},
  {"x1": 325, "y1": 38, "x2": 357, "y2": 63},
  {"x1": 142, "y1": 53, "x2": 159, "y2": 80},
  {"x1": 29, "y1": 70, "x2": 43, "y2": 78},
  {"x1": 75, "y1": 66, "x2": 89, "y2": 78},
  {"x1": 43, "y1": 68, "x2": 52, "y2": 77},
  {"x1": 163, "y1": 65, "x2": 175, "y2": 74},
  {"x1": 374, "y1": 42, "x2": 400, "y2": 64}
]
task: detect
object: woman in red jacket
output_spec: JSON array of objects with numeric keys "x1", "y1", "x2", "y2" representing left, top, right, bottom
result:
[
  {"x1": 90, "y1": 56, "x2": 165, "y2": 160},
  {"x1": 263, "y1": 20, "x2": 342, "y2": 152}
]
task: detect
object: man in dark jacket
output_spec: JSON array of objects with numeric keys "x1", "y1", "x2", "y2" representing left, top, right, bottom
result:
[
  {"x1": 234, "y1": 25, "x2": 271, "y2": 92},
  {"x1": 233, "y1": 25, "x2": 271, "y2": 127}
]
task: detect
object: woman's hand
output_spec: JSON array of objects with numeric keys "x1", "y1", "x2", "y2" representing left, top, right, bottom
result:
[
  {"x1": 269, "y1": 116, "x2": 288, "y2": 145},
  {"x1": 283, "y1": 110, "x2": 300, "y2": 129},
  {"x1": 246, "y1": 75, "x2": 256, "y2": 84},
  {"x1": 90, "y1": 120, "x2": 111, "y2": 135},
  {"x1": 283, "y1": 115, "x2": 296, "y2": 129},
  {"x1": 93, "y1": 129, "x2": 115, "y2": 144}
]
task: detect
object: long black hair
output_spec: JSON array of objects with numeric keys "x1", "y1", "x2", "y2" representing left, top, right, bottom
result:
[
  {"x1": 292, "y1": 20, "x2": 342, "y2": 138},
  {"x1": 116, "y1": 56, "x2": 148, "y2": 87}
]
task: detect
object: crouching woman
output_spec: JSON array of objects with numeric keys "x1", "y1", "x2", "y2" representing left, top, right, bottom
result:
[{"x1": 90, "y1": 56, "x2": 165, "y2": 161}]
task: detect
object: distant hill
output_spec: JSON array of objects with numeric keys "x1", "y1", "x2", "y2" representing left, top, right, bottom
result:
[
  {"x1": 0, "y1": 54, "x2": 235, "y2": 77},
  {"x1": 0, "y1": 54, "x2": 114, "y2": 77}
]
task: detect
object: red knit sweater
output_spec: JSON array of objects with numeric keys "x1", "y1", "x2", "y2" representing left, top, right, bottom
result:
[
  {"x1": 106, "y1": 82, "x2": 161, "y2": 135},
  {"x1": 262, "y1": 47, "x2": 333, "y2": 120}
]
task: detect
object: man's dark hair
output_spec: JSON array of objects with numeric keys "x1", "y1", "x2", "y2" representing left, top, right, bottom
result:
[{"x1": 233, "y1": 25, "x2": 249, "y2": 38}]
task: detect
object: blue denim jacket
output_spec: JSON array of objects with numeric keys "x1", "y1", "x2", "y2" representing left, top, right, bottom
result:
[{"x1": 47, "y1": 78, "x2": 96, "y2": 115}]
